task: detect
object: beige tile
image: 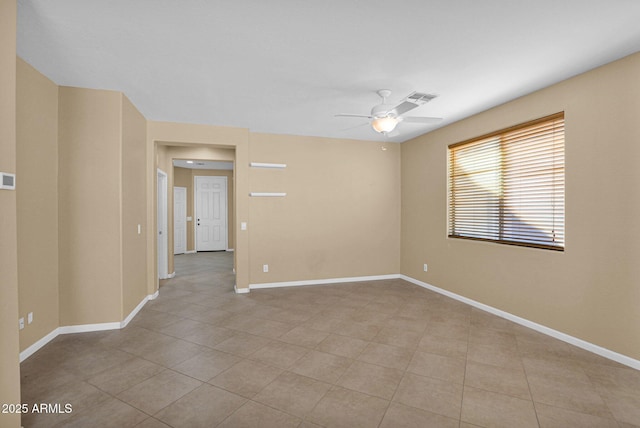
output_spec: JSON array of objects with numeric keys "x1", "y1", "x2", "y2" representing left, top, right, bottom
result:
[
  {"x1": 253, "y1": 371, "x2": 331, "y2": 417},
  {"x1": 598, "y1": 388, "x2": 640, "y2": 426},
  {"x1": 20, "y1": 253, "x2": 640, "y2": 428},
  {"x1": 424, "y1": 319, "x2": 470, "y2": 342},
  {"x1": 336, "y1": 360, "x2": 403, "y2": 400},
  {"x1": 470, "y1": 308, "x2": 515, "y2": 333},
  {"x1": 290, "y1": 350, "x2": 352, "y2": 383},
  {"x1": 60, "y1": 346, "x2": 134, "y2": 378},
  {"x1": 56, "y1": 397, "x2": 148, "y2": 428},
  {"x1": 464, "y1": 360, "x2": 531, "y2": 399},
  {"x1": 307, "y1": 386, "x2": 389, "y2": 428},
  {"x1": 416, "y1": 332, "x2": 468, "y2": 359},
  {"x1": 373, "y1": 326, "x2": 422, "y2": 349},
  {"x1": 217, "y1": 400, "x2": 301, "y2": 427},
  {"x1": 379, "y1": 402, "x2": 459, "y2": 428},
  {"x1": 357, "y1": 342, "x2": 414, "y2": 371},
  {"x1": 243, "y1": 317, "x2": 296, "y2": 339},
  {"x1": 303, "y1": 315, "x2": 345, "y2": 332},
  {"x1": 175, "y1": 322, "x2": 236, "y2": 347},
  {"x1": 461, "y1": 386, "x2": 538, "y2": 428},
  {"x1": 393, "y1": 373, "x2": 463, "y2": 419},
  {"x1": 127, "y1": 308, "x2": 184, "y2": 330},
  {"x1": 535, "y1": 402, "x2": 619, "y2": 428},
  {"x1": 583, "y1": 362, "x2": 640, "y2": 395},
  {"x1": 187, "y1": 307, "x2": 234, "y2": 324},
  {"x1": 21, "y1": 366, "x2": 79, "y2": 404},
  {"x1": 133, "y1": 418, "x2": 173, "y2": 428},
  {"x1": 132, "y1": 336, "x2": 208, "y2": 368},
  {"x1": 523, "y1": 356, "x2": 591, "y2": 383},
  {"x1": 155, "y1": 384, "x2": 246, "y2": 427},
  {"x1": 172, "y1": 348, "x2": 241, "y2": 381},
  {"x1": 21, "y1": 380, "x2": 111, "y2": 428},
  {"x1": 117, "y1": 370, "x2": 202, "y2": 415},
  {"x1": 316, "y1": 333, "x2": 368, "y2": 359},
  {"x1": 527, "y1": 374, "x2": 611, "y2": 418},
  {"x1": 347, "y1": 308, "x2": 394, "y2": 325},
  {"x1": 157, "y1": 318, "x2": 209, "y2": 337},
  {"x1": 407, "y1": 350, "x2": 466, "y2": 384},
  {"x1": 279, "y1": 325, "x2": 329, "y2": 348},
  {"x1": 467, "y1": 340, "x2": 523, "y2": 370},
  {"x1": 87, "y1": 356, "x2": 164, "y2": 395},
  {"x1": 249, "y1": 341, "x2": 309, "y2": 369},
  {"x1": 334, "y1": 320, "x2": 380, "y2": 341},
  {"x1": 264, "y1": 308, "x2": 316, "y2": 324},
  {"x1": 525, "y1": 360, "x2": 612, "y2": 418},
  {"x1": 213, "y1": 332, "x2": 272, "y2": 357},
  {"x1": 209, "y1": 359, "x2": 283, "y2": 398}
]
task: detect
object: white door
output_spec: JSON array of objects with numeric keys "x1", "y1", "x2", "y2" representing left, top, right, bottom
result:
[
  {"x1": 157, "y1": 169, "x2": 168, "y2": 279},
  {"x1": 174, "y1": 186, "x2": 187, "y2": 255},
  {"x1": 195, "y1": 176, "x2": 227, "y2": 251}
]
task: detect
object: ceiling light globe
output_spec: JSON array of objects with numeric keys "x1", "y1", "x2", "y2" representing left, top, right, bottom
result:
[{"x1": 372, "y1": 116, "x2": 398, "y2": 133}]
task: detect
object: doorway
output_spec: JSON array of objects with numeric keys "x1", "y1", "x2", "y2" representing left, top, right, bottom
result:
[
  {"x1": 174, "y1": 186, "x2": 187, "y2": 254},
  {"x1": 195, "y1": 175, "x2": 228, "y2": 252},
  {"x1": 157, "y1": 169, "x2": 168, "y2": 279}
]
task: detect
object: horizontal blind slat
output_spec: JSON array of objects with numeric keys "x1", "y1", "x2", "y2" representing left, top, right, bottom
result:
[{"x1": 449, "y1": 113, "x2": 564, "y2": 249}]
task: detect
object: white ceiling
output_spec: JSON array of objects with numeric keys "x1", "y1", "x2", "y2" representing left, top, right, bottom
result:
[{"x1": 17, "y1": 0, "x2": 640, "y2": 143}]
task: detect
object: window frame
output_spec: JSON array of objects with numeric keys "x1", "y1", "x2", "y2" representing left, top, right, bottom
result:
[{"x1": 447, "y1": 112, "x2": 565, "y2": 252}]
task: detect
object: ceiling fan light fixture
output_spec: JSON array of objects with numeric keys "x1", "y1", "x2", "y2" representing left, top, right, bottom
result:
[{"x1": 371, "y1": 116, "x2": 398, "y2": 133}]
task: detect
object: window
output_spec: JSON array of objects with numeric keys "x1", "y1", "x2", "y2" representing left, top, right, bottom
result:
[{"x1": 448, "y1": 112, "x2": 565, "y2": 251}]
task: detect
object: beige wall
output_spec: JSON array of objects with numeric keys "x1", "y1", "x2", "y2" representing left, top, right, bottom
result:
[
  {"x1": 401, "y1": 52, "x2": 640, "y2": 360},
  {"x1": 16, "y1": 58, "x2": 59, "y2": 350},
  {"x1": 173, "y1": 166, "x2": 193, "y2": 249},
  {"x1": 121, "y1": 96, "x2": 148, "y2": 316},
  {"x1": 0, "y1": 0, "x2": 21, "y2": 426},
  {"x1": 249, "y1": 133, "x2": 401, "y2": 284},
  {"x1": 58, "y1": 87, "x2": 123, "y2": 325}
]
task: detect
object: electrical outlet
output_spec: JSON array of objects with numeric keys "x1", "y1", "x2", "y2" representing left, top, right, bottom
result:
[
  {"x1": 423, "y1": 263, "x2": 428, "y2": 272},
  {"x1": 263, "y1": 264, "x2": 269, "y2": 273},
  {"x1": 19, "y1": 318, "x2": 24, "y2": 330},
  {"x1": 28, "y1": 312, "x2": 33, "y2": 324}
]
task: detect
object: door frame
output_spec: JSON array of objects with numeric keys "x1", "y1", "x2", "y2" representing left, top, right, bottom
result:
[
  {"x1": 157, "y1": 169, "x2": 168, "y2": 280},
  {"x1": 173, "y1": 186, "x2": 187, "y2": 255},
  {"x1": 194, "y1": 175, "x2": 228, "y2": 252}
]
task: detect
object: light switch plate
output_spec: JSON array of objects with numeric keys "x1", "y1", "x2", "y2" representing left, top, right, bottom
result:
[{"x1": 0, "y1": 172, "x2": 16, "y2": 190}]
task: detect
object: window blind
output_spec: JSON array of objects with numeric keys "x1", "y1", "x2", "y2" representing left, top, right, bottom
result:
[{"x1": 448, "y1": 112, "x2": 565, "y2": 251}]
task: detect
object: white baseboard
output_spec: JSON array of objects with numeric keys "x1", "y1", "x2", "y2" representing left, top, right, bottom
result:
[
  {"x1": 249, "y1": 274, "x2": 399, "y2": 290},
  {"x1": 19, "y1": 291, "x2": 156, "y2": 363},
  {"x1": 234, "y1": 284, "x2": 250, "y2": 294},
  {"x1": 400, "y1": 274, "x2": 640, "y2": 371},
  {"x1": 226, "y1": 248, "x2": 235, "y2": 252},
  {"x1": 167, "y1": 271, "x2": 176, "y2": 279},
  {"x1": 185, "y1": 250, "x2": 197, "y2": 254},
  {"x1": 121, "y1": 294, "x2": 151, "y2": 328},
  {"x1": 18, "y1": 328, "x2": 59, "y2": 362}
]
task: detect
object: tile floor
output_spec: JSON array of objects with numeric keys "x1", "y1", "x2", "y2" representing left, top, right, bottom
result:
[{"x1": 20, "y1": 252, "x2": 640, "y2": 427}]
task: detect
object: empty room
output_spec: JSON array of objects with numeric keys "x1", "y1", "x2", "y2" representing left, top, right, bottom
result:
[{"x1": 2, "y1": 0, "x2": 640, "y2": 427}]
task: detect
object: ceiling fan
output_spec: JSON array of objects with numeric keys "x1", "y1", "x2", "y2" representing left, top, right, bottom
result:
[{"x1": 336, "y1": 89, "x2": 442, "y2": 135}]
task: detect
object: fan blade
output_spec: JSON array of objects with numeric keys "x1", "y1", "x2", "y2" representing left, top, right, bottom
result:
[
  {"x1": 335, "y1": 114, "x2": 373, "y2": 119},
  {"x1": 385, "y1": 129, "x2": 401, "y2": 138},
  {"x1": 401, "y1": 116, "x2": 443, "y2": 124}
]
